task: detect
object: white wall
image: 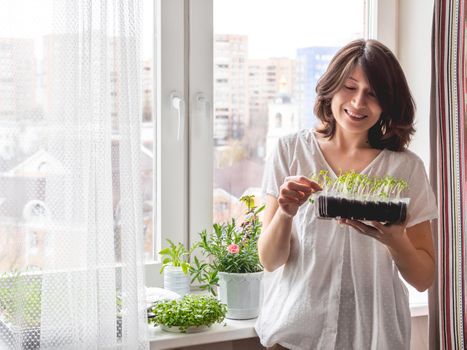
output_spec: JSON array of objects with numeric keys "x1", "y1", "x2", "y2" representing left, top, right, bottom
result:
[
  {"x1": 397, "y1": 2, "x2": 434, "y2": 349},
  {"x1": 397, "y1": 0, "x2": 435, "y2": 171}
]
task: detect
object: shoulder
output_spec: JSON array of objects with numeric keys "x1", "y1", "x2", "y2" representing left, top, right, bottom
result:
[
  {"x1": 276, "y1": 129, "x2": 314, "y2": 150},
  {"x1": 269, "y1": 129, "x2": 315, "y2": 168},
  {"x1": 382, "y1": 149, "x2": 427, "y2": 181},
  {"x1": 383, "y1": 148, "x2": 425, "y2": 166}
]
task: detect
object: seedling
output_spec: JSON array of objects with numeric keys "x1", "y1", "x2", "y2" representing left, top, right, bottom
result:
[
  {"x1": 148, "y1": 294, "x2": 227, "y2": 333},
  {"x1": 309, "y1": 170, "x2": 409, "y2": 223}
]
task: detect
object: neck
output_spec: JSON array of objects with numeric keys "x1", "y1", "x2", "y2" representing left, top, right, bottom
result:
[{"x1": 331, "y1": 127, "x2": 370, "y2": 151}]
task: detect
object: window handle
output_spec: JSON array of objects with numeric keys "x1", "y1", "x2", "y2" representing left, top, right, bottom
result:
[
  {"x1": 170, "y1": 92, "x2": 185, "y2": 141},
  {"x1": 196, "y1": 92, "x2": 210, "y2": 120}
]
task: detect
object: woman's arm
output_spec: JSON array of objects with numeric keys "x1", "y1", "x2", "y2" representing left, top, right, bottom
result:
[
  {"x1": 258, "y1": 195, "x2": 294, "y2": 272},
  {"x1": 341, "y1": 219, "x2": 435, "y2": 291},
  {"x1": 258, "y1": 176, "x2": 321, "y2": 272},
  {"x1": 387, "y1": 221, "x2": 435, "y2": 292}
]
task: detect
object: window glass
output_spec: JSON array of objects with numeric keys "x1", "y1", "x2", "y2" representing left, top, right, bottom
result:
[
  {"x1": 213, "y1": 0, "x2": 426, "y2": 308},
  {"x1": 141, "y1": 0, "x2": 155, "y2": 261},
  {"x1": 0, "y1": 0, "x2": 155, "y2": 272},
  {"x1": 213, "y1": 0, "x2": 366, "y2": 220}
]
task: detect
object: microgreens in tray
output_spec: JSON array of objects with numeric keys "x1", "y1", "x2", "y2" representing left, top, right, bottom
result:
[
  {"x1": 309, "y1": 170, "x2": 409, "y2": 223},
  {"x1": 148, "y1": 294, "x2": 227, "y2": 333}
]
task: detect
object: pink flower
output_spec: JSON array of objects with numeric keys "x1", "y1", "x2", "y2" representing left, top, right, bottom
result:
[{"x1": 227, "y1": 243, "x2": 240, "y2": 254}]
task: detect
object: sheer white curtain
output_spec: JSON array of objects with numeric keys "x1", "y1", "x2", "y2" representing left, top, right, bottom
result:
[{"x1": 0, "y1": 0, "x2": 149, "y2": 349}]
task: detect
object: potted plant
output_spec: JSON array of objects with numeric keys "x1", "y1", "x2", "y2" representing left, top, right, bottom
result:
[
  {"x1": 309, "y1": 170, "x2": 409, "y2": 223},
  {"x1": 0, "y1": 270, "x2": 42, "y2": 349},
  {"x1": 148, "y1": 294, "x2": 227, "y2": 333},
  {"x1": 159, "y1": 239, "x2": 198, "y2": 296},
  {"x1": 0, "y1": 271, "x2": 126, "y2": 348},
  {"x1": 191, "y1": 195, "x2": 265, "y2": 320}
]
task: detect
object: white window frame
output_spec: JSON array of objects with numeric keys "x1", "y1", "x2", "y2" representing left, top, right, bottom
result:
[
  {"x1": 145, "y1": 0, "x2": 190, "y2": 286},
  {"x1": 145, "y1": 0, "x2": 214, "y2": 287},
  {"x1": 367, "y1": 0, "x2": 398, "y2": 54},
  {"x1": 145, "y1": 0, "x2": 397, "y2": 288}
]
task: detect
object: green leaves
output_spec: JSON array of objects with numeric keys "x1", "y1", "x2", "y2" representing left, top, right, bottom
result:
[
  {"x1": 158, "y1": 239, "x2": 199, "y2": 275},
  {"x1": 0, "y1": 270, "x2": 42, "y2": 328},
  {"x1": 160, "y1": 196, "x2": 265, "y2": 295},
  {"x1": 308, "y1": 170, "x2": 409, "y2": 201},
  {"x1": 240, "y1": 195, "x2": 255, "y2": 211},
  {"x1": 191, "y1": 196, "x2": 265, "y2": 295},
  {"x1": 149, "y1": 295, "x2": 227, "y2": 332}
]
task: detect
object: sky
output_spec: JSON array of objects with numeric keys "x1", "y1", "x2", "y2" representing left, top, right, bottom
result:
[
  {"x1": 214, "y1": 0, "x2": 365, "y2": 58},
  {"x1": 0, "y1": 0, "x2": 365, "y2": 60},
  {"x1": 0, "y1": 0, "x2": 53, "y2": 37},
  {"x1": 0, "y1": 0, "x2": 154, "y2": 59}
]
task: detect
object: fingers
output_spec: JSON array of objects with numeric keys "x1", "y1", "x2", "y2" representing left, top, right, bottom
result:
[
  {"x1": 283, "y1": 176, "x2": 322, "y2": 194},
  {"x1": 340, "y1": 219, "x2": 383, "y2": 240},
  {"x1": 341, "y1": 218, "x2": 406, "y2": 247},
  {"x1": 278, "y1": 193, "x2": 300, "y2": 204},
  {"x1": 370, "y1": 221, "x2": 386, "y2": 231},
  {"x1": 280, "y1": 180, "x2": 312, "y2": 206},
  {"x1": 286, "y1": 176, "x2": 322, "y2": 191},
  {"x1": 277, "y1": 175, "x2": 321, "y2": 217},
  {"x1": 287, "y1": 182, "x2": 312, "y2": 195}
]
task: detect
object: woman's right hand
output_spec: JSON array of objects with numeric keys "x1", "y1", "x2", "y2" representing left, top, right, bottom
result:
[{"x1": 278, "y1": 176, "x2": 322, "y2": 217}]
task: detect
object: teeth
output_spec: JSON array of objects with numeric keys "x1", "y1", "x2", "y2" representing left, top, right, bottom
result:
[{"x1": 346, "y1": 109, "x2": 365, "y2": 119}]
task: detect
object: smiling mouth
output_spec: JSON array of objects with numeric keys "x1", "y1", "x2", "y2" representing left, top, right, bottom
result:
[{"x1": 345, "y1": 109, "x2": 367, "y2": 121}]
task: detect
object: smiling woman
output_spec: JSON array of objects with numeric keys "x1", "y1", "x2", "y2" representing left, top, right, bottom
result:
[
  {"x1": 256, "y1": 39, "x2": 437, "y2": 350},
  {"x1": 314, "y1": 39, "x2": 416, "y2": 152},
  {"x1": 330, "y1": 65, "x2": 383, "y2": 136}
]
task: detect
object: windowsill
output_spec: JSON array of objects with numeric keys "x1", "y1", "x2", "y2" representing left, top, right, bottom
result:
[
  {"x1": 410, "y1": 303, "x2": 428, "y2": 317},
  {"x1": 148, "y1": 317, "x2": 257, "y2": 350},
  {"x1": 148, "y1": 304, "x2": 428, "y2": 349}
]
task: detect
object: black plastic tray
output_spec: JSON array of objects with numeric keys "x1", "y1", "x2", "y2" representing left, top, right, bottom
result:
[{"x1": 316, "y1": 195, "x2": 408, "y2": 224}]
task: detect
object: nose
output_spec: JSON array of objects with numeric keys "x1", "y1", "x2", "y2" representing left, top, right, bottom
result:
[{"x1": 351, "y1": 91, "x2": 367, "y2": 108}]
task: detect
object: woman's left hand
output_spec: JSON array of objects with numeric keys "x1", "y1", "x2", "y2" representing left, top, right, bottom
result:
[{"x1": 339, "y1": 218, "x2": 408, "y2": 248}]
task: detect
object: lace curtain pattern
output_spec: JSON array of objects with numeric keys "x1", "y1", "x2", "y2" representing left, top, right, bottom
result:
[{"x1": 0, "y1": 1, "x2": 149, "y2": 348}]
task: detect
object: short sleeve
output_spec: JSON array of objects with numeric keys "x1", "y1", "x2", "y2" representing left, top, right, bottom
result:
[
  {"x1": 261, "y1": 137, "x2": 291, "y2": 198},
  {"x1": 406, "y1": 158, "x2": 438, "y2": 227}
]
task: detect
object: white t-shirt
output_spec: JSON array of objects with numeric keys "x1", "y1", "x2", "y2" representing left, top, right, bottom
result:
[{"x1": 255, "y1": 129, "x2": 438, "y2": 350}]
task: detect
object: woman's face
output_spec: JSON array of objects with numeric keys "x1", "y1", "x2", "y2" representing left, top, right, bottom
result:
[{"x1": 330, "y1": 64, "x2": 382, "y2": 137}]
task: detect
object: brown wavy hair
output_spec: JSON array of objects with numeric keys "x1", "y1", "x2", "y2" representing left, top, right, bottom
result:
[{"x1": 314, "y1": 39, "x2": 415, "y2": 151}]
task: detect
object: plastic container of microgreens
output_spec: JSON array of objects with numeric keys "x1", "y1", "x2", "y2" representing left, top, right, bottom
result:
[{"x1": 309, "y1": 170, "x2": 410, "y2": 224}]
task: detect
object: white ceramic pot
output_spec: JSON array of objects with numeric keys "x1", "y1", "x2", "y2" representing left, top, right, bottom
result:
[
  {"x1": 163, "y1": 266, "x2": 190, "y2": 296},
  {"x1": 218, "y1": 271, "x2": 263, "y2": 320}
]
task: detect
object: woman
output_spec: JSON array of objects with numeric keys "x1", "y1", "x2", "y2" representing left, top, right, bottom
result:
[{"x1": 256, "y1": 39, "x2": 437, "y2": 350}]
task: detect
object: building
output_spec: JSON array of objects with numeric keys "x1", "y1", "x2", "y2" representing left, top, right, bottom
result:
[
  {"x1": 247, "y1": 58, "x2": 296, "y2": 159},
  {"x1": 142, "y1": 60, "x2": 153, "y2": 122},
  {"x1": 213, "y1": 34, "x2": 248, "y2": 146},
  {"x1": 0, "y1": 38, "x2": 38, "y2": 122},
  {"x1": 296, "y1": 46, "x2": 339, "y2": 128},
  {"x1": 266, "y1": 91, "x2": 299, "y2": 158},
  {"x1": 0, "y1": 34, "x2": 157, "y2": 270}
]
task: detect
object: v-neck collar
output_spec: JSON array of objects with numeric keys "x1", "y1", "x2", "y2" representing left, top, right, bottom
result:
[{"x1": 310, "y1": 130, "x2": 386, "y2": 178}]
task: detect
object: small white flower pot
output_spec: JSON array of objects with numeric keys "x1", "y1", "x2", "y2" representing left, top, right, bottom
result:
[
  {"x1": 218, "y1": 271, "x2": 263, "y2": 320},
  {"x1": 163, "y1": 266, "x2": 190, "y2": 297}
]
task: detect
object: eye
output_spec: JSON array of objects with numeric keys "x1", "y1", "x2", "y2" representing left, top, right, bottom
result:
[
  {"x1": 344, "y1": 85, "x2": 356, "y2": 90},
  {"x1": 368, "y1": 91, "x2": 377, "y2": 98}
]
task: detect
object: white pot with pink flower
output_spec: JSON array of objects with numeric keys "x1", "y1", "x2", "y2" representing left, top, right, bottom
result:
[
  {"x1": 192, "y1": 195, "x2": 265, "y2": 320},
  {"x1": 217, "y1": 270, "x2": 263, "y2": 319}
]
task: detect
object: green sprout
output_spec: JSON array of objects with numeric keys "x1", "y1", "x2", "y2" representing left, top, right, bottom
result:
[
  {"x1": 159, "y1": 239, "x2": 199, "y2": 276},
  {"x1": 149, "y1": 294, "x2": 227, "y2": 332},
  {"x1": 308, "y1": 170, "x2": 408, "y2": 202}
]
